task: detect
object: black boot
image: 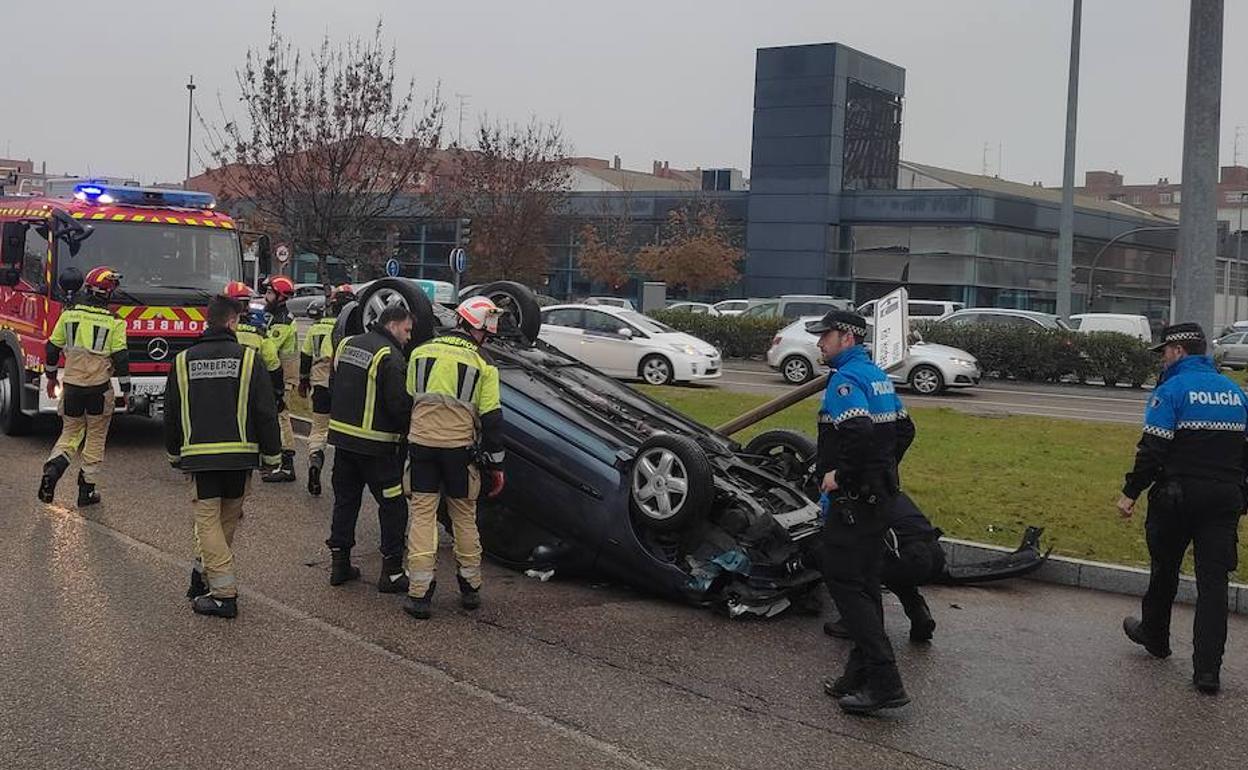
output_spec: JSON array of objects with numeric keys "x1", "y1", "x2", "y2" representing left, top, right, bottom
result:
[
  {"x1": 38, "y1": 455, "x2": 70, "y2": 503},
  {"x1": 377, "y1": 555, "x2": 410, "y2": 594},
  {"x1": 264, "y1": 450, "x2": 297, "y2": 483},
  {"x1": 1194, "y1": 670, "x2": 1221, "y2": 695},
  {"x1": 823, "y1": 657, "x2": 868, "y2": 698},
  {"x1": 186, "y1": 568, "x2": 208, "y2": 600},
  {"x1": 823, "y1": 619, "x2": 851, "y2": 639},
  {"x1": 329, "y1": 548, "x2": 361, "y2": 586},
  {"x1": 837, "y1": 665, "x2": 910, "y2": 715},
  {"x1": 903, "y1": 594, "x2": 936, "y2": 643},
  {"x1": 403, "y1": 581, "x2": 436, "y2": 620},
  {"x1": 307, "y1": 451, "x2": 323, "y2": 496},
  {"x1": 192, "y1": 594, "x2": 238, "y2": 619},
  {"x1": 77, "y1": 471, "x2": 100, "y2": 507},
  {"x1": 457, "y1": 574, "x2": 481, "y2": 610},
  {"x1": 1123, "y1": 616, "x2": 1171, "y2": 658}
]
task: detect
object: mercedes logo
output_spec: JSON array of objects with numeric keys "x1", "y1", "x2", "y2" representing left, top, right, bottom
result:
[{"x1": 147, "y1": 338, "x2": 170, "y2": 361}]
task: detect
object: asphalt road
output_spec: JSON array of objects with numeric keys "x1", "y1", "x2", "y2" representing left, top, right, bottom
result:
[
  {"x1": 708, "y1": 361, "x2": 1149, "y2": 425},
  {"x1": 4, "y1": 418, "x2": 1245, "y2": 770}
]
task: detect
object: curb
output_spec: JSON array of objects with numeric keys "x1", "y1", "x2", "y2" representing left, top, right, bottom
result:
[{"x1": 941, "y1": 536, "x2": 1248, "y2": 615}]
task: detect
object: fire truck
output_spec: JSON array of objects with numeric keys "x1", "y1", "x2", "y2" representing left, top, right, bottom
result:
[{"x1": 0, "y1": 182, "x2": 266, "y2": 435}]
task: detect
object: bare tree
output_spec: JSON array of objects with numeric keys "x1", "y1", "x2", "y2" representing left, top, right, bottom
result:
[
  {"x1": 636, "y1": 199, "x2": 742, "y2": 293},
  {"x1": 200, "y1": 13, "x2": 443, "y2": 280},
  {"x1": 435, "y1": 118, "x2": 570, "y2": 282}
]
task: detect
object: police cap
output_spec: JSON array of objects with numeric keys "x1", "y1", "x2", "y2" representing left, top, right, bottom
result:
[
  {"x1": 1150, "y1": 322, "x2": 1205, "y2": 352},
  {"x1": 805, "y1": 309, "x2": 868, "y2": 337}
]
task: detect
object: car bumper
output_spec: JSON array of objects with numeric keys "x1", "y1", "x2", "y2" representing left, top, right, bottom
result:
[
  {"x1": 674, "y1": 355, "x2": 723, "y2": 381},
  {"x1": 945, "y1": 362, "x2": 982, "y2": 388}
]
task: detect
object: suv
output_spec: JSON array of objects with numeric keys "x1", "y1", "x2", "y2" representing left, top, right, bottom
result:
[
  {"x1": 740, "y1": 295, "x2": 854, "y2": 321},
  {"x1": 939, "y1": 308, "x2": 1071, "y2": 330},
  {"x1": 857, "y1": 298, "x2": 963, "y2": 321},
  {"x1": 1068, "y1": 313, "x2": 1151, "y2": 342}
]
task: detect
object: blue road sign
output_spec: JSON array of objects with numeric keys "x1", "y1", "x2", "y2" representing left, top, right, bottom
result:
[
  {"x1": 385, "y1": 258, "x2": 401, "y2": 277},
  {"x1": 450, "y1": 247, "x2": 467, "y2": 274}
]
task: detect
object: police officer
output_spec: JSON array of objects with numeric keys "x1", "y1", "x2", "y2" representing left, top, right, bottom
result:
[
  {"x1": 164, "y1": 294, "x2": 282, "y2": 618},
  {"x1": 402, "y1": 296, "x2": 506, "y2": 620},
  {"x1": 808, "y1": 309, "x2": 916, "y2": 715},
  {"x1": 325, "y1": 305, "x2": 414, "y2": 594},
  {"x1": 299, "y1": 284, "x2": 354, "y2": 496},
  {"x1": 262, "y1": 275, "x2": 299, "y2": 483},
  {"x1": 224, "y1": 281, "x2": 285, "y2": 426},
  {"x1": 824, "y1": 492, "x2": 943, "y2": 643},
  {"x1": 1118, "y1": 322, "x2": 1247, "y2": 694},
  {"x1": 38, "y1": 267, "x2": 130, "y2": 507}
]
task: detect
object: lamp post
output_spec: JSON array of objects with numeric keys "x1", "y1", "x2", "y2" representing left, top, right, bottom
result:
[
  {"x1": 185, "y1": 75, "x2": 196, "y2": 185},
  {"x1": 1085, "y1": 225, "x2": 1180, "y2": 312}
]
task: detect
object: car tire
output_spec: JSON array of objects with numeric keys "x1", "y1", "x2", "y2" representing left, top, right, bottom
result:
[
  {"x1": 908, "y1": 364, "x2": 945, "y2": 395},
  {"x1": 781, "y1": 355, "x2": 814, "y2": 384},
  {"x1": 0, "y1": 355, "x2": 33, "y2": 436},
  {"x1": 743, "y1": 429, "x2": 818, "y2": 501},
  {"x1": 331, "y1": 300, "x2": 363, "y2": 348},
  {"x1": 356, "y1": 278, "x2": 436, "y2": 349},
  {"x1": 465, "y1": 281, "x2": 542, "y2": 344},
  {"x1": 629, "y1": 433, "x2": 713, "y2": 532},
  {"x1": 639, "y1": 354, "x2": 674, "y2": 386}
]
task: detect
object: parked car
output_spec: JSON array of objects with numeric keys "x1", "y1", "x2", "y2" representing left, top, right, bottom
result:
[
  {"x1": 766, "y1": 316, "x2": 981, "y2": 393},
  {"x1": 1219, "y1": 319, "x2": 1248, "y2": 338},
  {"x1": 713, "y1": 299, "x2": 750, "y2": 316},
  {"x1": 857, "y1": 298, "x2": 963, "y2": 321},
  {"x1": 286, "y1": 283, "x2": 329, "y2": 318},
  {"x1": 1068, "y1": 313, "x2": 1152, "y2": 342},
  {"x1": 740, "y1": 295, "x2": 854, "y2": 321},
  {"x1": 539, "y1": 304, "x2": 722, "y2": 385},
  {"x1": 666, "y1": 301, "x2": 720, "y2": 315},
  {"x1": 1213, "y1": 331, "x2": 1248, "y2": 369},
  {"x1": 584, "y1": 296, "x2": 636, "y2": 311},
  {"x1": 939, "y1": 308, "x2": 1071, "y2": 330}
]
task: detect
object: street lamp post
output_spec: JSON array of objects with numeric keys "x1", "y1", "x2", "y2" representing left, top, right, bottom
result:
[
  {"x1": 1085, "y1": 225, "x2": 1180, "y2": 312},
  {"x1": 185, "y1": 75, "x2": 196, "y2": 185}
]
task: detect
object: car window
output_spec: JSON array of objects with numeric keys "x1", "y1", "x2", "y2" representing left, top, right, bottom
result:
[
  {"x1": 584, "y1": 310, "x2": 630, "y2": 336},
  {"x1": 1068, "y1": 317, "x2": 1084, "y2": 330},
  {"x1": 617, "y1": 310, "x2": 672, "y2": 334},
  {"x1": 1224, "y1": 333, "x2": 1246, "y2": 344},
  {"x1": 908, "y1": 302, "x2": 945, "y2": 317},
  {"x1": 542, "y1": 308, "x2": 583, "y2": 329},
  {"x1": 783, "y1": 301, "x2": 835, "y2": 318},
  {"x1": 742, "y1": 301, "x2": 779, "y2": 318},
  {"x1": 22, "y1": 223, "x2": 49, "y2": 291},
  {"x1": 991, "y1": 314, "x2": 1033, "y2": 328},
  {"x1": 943, "y1": 312, "x2": 979, "y2": 326}
]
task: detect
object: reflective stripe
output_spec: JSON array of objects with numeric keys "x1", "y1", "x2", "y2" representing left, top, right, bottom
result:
[
  {"x1": 237, "y1": 349, "x2": 255, "y2": 441},
  {"x1": 1143, "y1": 424, "x2": 1175, "y2": 440},
  {"x1": 382, "y1": 484, "x2": 404, "y2": 499},
  {"x1": 329, "y1": 419, "x2": 402, "y2": 443},
  {"x1": 208, "y1": 574, "x2": 237, "y2": 589},
  {"x1": 459, "y1": 366, "x2": 479, "y2": 404},
  {"x1": 181, "y1": 442, "x2": 260, "y2": 456},
  {"x1": 361, "y1": 347, "x2": 391, "y2": 436},
  {"x1": 176, "y1": 353, "x2": 192, "y2": 445},
  {"x1": 261, "y1": 453, "x2": 283, "y2": 465}
]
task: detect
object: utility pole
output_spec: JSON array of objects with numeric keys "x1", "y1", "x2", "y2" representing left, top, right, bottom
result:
[
  {"x1": 454, "y1": 92, "x2": 470, "y2": 147},
  {"x1": 185, "y1": 75, "x2": 197, "y2": 185},
  {"x1": 1056, "y1": 0, "x2": 1082, "y2": 319},
  {"x1": 1174, "y1": 0, "x2": 1224, "y2": 332}
]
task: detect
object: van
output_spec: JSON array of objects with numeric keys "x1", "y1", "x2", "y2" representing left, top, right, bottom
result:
[
  {"x1": 1068, "y1": 313, "x2": 1152, "y2": 342},
  {"x1": 857, "y1": 298, "x2": 963, "y2": 320},
  {"x1": 741, "y1": 295, "x2": 854, "y2": 320}
]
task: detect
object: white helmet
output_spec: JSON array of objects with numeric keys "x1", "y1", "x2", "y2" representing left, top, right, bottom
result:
[{"x1": 456, "y1": 296, "x2": 504, "y2": 335}]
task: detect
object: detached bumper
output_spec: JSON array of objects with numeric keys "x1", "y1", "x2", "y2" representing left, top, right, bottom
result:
[{"x1": 38, "y1": 374, "x2": 166, "y2": 417}]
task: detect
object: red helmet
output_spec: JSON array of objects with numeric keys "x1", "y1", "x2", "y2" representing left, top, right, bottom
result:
[
  {"x1": 456, "y1": 296, "x2": 504, "y2": 335},
  {"x1": 223, "y1": 281, "x2": 253, "y2": 301},
  {"x1": 328, "y1": 283, "x2": 356, "y2": 313},
  {"x1": 264, "y1": 275, "x2": 296, "y2": 300},
  {"x1": 83, "y1": 266, "x2": 121, "y2": 297}
]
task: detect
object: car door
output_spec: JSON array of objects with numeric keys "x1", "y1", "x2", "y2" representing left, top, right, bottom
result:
[
  {"x1": 538, "y1": 308, "x2": 586, "y2": 360},
  {"x1": 1224, "y1": 333, "x2": 1248, "y2": 367},
  {"x1": 579, "y1": 309, "x2": 640, "y2": 376}
]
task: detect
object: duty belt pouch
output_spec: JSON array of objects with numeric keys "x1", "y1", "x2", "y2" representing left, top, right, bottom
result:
[{"x1": 1148, "y1": 479, "x2": 1184, "y2": 514}]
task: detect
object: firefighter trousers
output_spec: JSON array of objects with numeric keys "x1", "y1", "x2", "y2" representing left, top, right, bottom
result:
[
  {"x1": 191, "y1": 471, "x2": 251, "y2": 600},
  {"x1": 308, "y1": 387, "x2": 331, "y2": 458},
  {"x1": 406, "y1": 445, "x2": 482, "y2": 597},
  {"x1": 327, "y1": 449, "x2": 408, "y2": 558},
  {"x1": 49, "y1": 387, "x2": 114, "y2": 484}
]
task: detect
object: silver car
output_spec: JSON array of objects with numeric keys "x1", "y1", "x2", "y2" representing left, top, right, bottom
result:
[
  {"x1": 1213, "y1": 332, "x2": 1248, "y2": 369},
  {"x1": 765, "y1": 316, "x2": 981, "y2": 394}
]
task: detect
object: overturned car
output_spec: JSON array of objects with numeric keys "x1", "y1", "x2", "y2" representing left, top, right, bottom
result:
[{"x1": 335, "y1": 279, "x2": 1047, "y2": 617}]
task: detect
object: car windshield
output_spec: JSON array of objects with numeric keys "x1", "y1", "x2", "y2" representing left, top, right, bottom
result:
[
  {"x1": 57, "y1": 220, "x2": 241, "y2": 295},
  {"x1": 617, "y1": 310, "x2": 673, "y2": 334},
  {"x1": 1067, "y1": 317, "x2": 1083, "y2": 330}
]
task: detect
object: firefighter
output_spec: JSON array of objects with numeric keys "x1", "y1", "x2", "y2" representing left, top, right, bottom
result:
[
  {"x1": 223, "y1": 281, "x2": 285, "y2": 425},
  {"x1": 38, "y1": 266, "x2": 130, "y2": 507},
  {"x1": 402, "y1": 296, "x2": 507, "y2": 620},
  {"x1": 325, "y1": 305, "x2": 414, "y2": 593},
  {"x1": 262, "y1": 275, "x2": 299, "y2": 483},
  {"x1": 299, "y1": 284, "x2": 354, "y2": 496},
  {"x1": 164, "y1": 293, "x2": 281, "y2": 618}
]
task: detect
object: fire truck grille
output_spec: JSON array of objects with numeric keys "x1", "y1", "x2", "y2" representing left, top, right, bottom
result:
[{"x1": 128, "y1": 336, "x2": 199, "y2": 365}]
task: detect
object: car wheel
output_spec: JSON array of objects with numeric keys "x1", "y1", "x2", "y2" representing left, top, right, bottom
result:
[
  {"x1": 356, "y1": 278, "x2": 436, "y2": 349},
  {"x1": 331, "y1": 300, "x2": 363, "y2": 349},
  {"x1": 465, "y1": 281, "x2": 542, "y2": 344},
  {"x1": 639, "y1": 354, "x2": 674, "y2": 385},
  {"x1": 781, "y1": 355, "x2": 813, "y2": 384},
  {"x1": 629, "y1": 434, "x2": 713, "y2": 532},
  {"x1": 0, "y1": 355, "x2": 33, "y2": 436},
  {"x1": 743, "y1": 429, "x2": 818, "y2": 501},
  {"x1": 908, "y1": 364, "x2": 945, "y2": 395}
]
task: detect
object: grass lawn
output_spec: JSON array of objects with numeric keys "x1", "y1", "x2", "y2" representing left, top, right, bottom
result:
[{"x1": 639, "y1": 385, "x2": 1248, "y2": 582}]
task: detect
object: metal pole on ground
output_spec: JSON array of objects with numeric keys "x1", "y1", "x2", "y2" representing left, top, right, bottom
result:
[{"x1": 1057, "y1": 0, "x2": 1082, "y2": 319}]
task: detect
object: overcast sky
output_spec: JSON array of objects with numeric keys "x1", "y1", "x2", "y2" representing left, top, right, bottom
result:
[{"x1": 3, "y1": 0, "x2": 1245, "y2": 188}]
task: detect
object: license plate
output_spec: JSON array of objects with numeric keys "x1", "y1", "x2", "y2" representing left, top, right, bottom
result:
[{"x1": 130, "y1": 381, "x2": 165, "y2": 397}]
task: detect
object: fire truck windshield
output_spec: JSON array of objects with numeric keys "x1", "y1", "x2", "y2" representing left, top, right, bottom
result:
[{"x1": 56, "y1": 221, "x2": 241, "y2": 298}]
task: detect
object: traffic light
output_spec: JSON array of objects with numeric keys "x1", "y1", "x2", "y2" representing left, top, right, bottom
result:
[{"x1": 458, "y1": 217, "x2": 472, "y2": 249}]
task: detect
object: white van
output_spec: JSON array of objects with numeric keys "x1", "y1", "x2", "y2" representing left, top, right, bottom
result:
[
  {"x1": 1068, "y1": 313, "x2": 1152, "y2": 342},
  {"x1": 856, "y1": 299, "x2": 963, "y2": 320}
]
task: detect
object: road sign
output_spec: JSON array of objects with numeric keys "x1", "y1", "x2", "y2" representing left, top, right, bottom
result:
[
  {"x1": 275, "y1": 244, "x2": 291, "y2": 264},
  {"x1": 385, "y1": 258, "x2": 401, "y2": 277},
  {"x1": 872, "y1": 287, "x2": 910, "y2": 372},
  {"x1": 450, "y1": 247, "x2": 467, "y2": 274}
]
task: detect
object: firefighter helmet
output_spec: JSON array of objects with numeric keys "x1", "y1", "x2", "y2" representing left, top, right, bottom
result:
[
  {"x1": 264, "y1": 275, "x2": 296, "y2": 300},
  {"x1": 83, "y1": 267, "x2": 122, "y2": 298},
  {"x1": 328, "y1": 284, "x2": 356, "y2": 315},
  {"x1": 223, "y1": 281, "x2": 253, "y2": 301},
  {"x1": 455, "y1": 296, "x2": 504, "y2": 335}
]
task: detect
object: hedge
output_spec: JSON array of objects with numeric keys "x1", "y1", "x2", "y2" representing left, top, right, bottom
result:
[
  {"x1": 648, "y1": 309, "x2": 789, "y2": 359},
  {"x1": 914, "y1": 321, "x2": 1157, "y2": 387}
]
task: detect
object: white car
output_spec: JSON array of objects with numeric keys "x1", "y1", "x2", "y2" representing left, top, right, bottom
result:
[
  {"x1": 1068, "y1": 313, "x2": 1151, "y2": 342},
  {"x1": 766, "y1": 316, "x2": 981, "y2": 394},
  {"x1": 713, "y1": 299, "x2": 749, "y2": 316},
  {"x1": 539, "y1": 304, "x2": 722, "y2": 385},
  {"x1": 857, "y1": 298, "x2": 963, "y2": 321},
  {"x1": 666, "y1": 301, "x2": 720, "y2": 315},
  {"x1": 584, "y1": 296, "x2": 636, "y2": 311}
]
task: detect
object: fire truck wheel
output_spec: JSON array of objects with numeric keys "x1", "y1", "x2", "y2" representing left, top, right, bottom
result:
[{"x1": 0, "y1": 355, "x2": 33, "y2": 436}]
